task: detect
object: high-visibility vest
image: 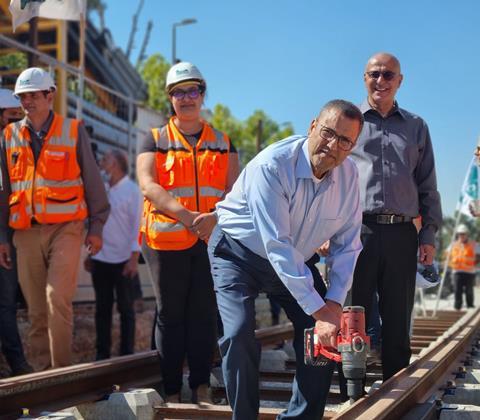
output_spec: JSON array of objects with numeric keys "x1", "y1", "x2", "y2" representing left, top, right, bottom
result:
[
  {"x1": 450, "y1": 240, "x2": 476, "y2": 273},
  {"x1": 3, "y1": 113, "x2": 87, "y2": 229},
  {"x1": 142, "y1": 118, "x2": 230, "y2": 251}
]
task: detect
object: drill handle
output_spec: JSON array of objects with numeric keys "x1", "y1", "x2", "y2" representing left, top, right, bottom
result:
[{"x1": 318, "y1": 345, "x2": 342, "y2": 363}]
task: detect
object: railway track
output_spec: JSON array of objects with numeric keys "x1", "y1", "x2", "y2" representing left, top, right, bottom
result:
[
  {"x1": 155, "y1": 309, "x2": 480, "y2": 419},
  {"x1": 1, "y1": 308, "x2": 478, "y2": 419},
  {"x1": 0, "y1": 323, "x2": 294, "y2": 419}
]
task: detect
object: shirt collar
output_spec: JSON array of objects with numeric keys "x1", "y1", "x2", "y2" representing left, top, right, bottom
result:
[
  {"x1": 109, "y1": 175, "x2": 129, "y2": 191},
  {"x1": 24, "y1": 111, "x2": 54, "y2": 138},
  {"x1": 296, "y1": 137, "x2": 333, "y2": 184},
  {"x1": 360, "y1": 99, "x2": 406, "y2": 120}
]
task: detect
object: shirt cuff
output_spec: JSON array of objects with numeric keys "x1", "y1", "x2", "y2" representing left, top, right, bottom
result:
[
  {"x1": 419, "y1": 225, "x2": 436, "y2": 246},
  {"x1": 131, "y1": 241, "x2": 141, "y2": 252},
  {"x1": 296, "y1": 291, "x2": 325, "y2": 315}
]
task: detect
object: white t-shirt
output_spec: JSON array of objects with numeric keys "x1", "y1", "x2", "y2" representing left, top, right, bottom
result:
[{"x1": 92, "y1": 175, "x2": 143, "y2": 264}]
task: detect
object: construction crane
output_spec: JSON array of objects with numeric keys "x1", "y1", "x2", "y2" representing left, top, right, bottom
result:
[{"x1": 125, "y1": 0, "x2": 144, "y2": 60}]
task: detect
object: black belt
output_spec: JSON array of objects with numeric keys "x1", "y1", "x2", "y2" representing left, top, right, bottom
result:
[{"x1": 362, "y1": 214, "x2": 413, "y2": 225}]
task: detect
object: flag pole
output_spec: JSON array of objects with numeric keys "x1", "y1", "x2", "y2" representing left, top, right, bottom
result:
[
  {"x1": 432, "y1": 209, "x2": 462, "y2": 317},
  {"x1": 75, "y1": 11, "x2": 86, "y2": 120},
  {"x1": 432, "y1": 157, "x2": 476, "y2": 316}
]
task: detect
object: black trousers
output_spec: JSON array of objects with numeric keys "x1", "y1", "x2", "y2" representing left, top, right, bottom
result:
[
  {"x1": 351, "y1": 221, "x2": 417, "y2": 380},
  {"x1": 142, "y1": 240, "x2": 217, "y2": 395},
  {"x1": 453, "y1": 271, "x2": 475, "y2": 309},
  {"x1": 91, "y1": 260, "x2": 136, "y2": 360},
  {"x1": 0, "y1": 246, "x2": 29, "y2": 371}
]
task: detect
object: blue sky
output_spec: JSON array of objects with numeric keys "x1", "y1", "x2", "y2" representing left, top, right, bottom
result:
[{"x1": 101, "y1": 0, "x2": 480, "y2": 217}]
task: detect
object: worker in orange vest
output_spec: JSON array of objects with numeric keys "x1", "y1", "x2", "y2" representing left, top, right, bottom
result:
[
  {"x1": 449, "y1": 224, "x2": 477, "y2": 310},
  {"x1": 0, "y1": 67, "x2": 110, "y2": 370},
  {"x1": 137, "y1": 62, "x2": 239, "y2": 403}
]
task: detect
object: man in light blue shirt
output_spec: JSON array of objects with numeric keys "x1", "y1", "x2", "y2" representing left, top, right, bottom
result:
[{"x1": 208, "y1": 100, "x2": 364, "y2": 419}]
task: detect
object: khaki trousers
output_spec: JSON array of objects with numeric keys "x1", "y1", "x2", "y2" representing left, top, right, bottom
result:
[{"x1": 13, "y1": 220, "x2": 84, "y2": 369}]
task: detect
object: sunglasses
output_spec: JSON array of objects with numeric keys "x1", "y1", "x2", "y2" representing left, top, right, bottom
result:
[
  {"x1": 366, "y1": 71, "x2": 397, "y2": 81},
  {"x1": 170, "y1": 86, "x2": 204, "y2": 100}
]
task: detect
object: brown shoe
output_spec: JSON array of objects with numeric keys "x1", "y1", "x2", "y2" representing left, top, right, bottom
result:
[{"x1": 192, "y1": 384, "x2": 212, "y2": 404}]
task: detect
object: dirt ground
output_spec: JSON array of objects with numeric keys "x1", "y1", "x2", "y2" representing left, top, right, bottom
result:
[{"x1": 0, "y1": 300, "x2": 156, "y2": 378}]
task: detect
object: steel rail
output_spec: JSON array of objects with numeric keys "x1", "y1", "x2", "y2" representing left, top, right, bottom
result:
[
  {"x1": 334, "y1": 307, "x2": 480, "y2": 420},
  {"x1": 0, "y1": 323, "x2": 295, "y2": 419},
  {"x1": 0, "y1": 352, "x2": 162, "y2": 419}
]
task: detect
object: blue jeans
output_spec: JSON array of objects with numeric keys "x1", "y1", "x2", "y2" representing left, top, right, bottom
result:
[
  {"x1": 208, "y1": 227, "x2": 333, "y2": 420},
  {"x1": 0, "y1": 247, "x2": 28, "y2": 371}
]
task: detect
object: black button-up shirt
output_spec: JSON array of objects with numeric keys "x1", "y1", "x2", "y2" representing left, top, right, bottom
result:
[{"x1": 350, "y1": 100, "x2": 442, "y2": 245}]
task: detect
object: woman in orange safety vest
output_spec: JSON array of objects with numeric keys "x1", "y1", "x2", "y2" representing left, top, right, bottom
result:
[{"x1": 136, "y1": 62, "x2": 239, "y2": 404}]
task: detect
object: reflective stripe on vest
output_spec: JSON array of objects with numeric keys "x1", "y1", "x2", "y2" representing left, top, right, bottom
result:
[
  {"x1": 200, "y1": 186, "x2": 224, "y2": 198},
  {"x1": 168, "y1": 186, "x2": 195, "y2": 198},
  {"x1": 35, "y1": 202, "x2": 87, "y2": 214},
  {"x1": 4, "y1": 114, "x2": 88, "y2": 229},
  {"x1": 142, "y1": 117, "x2": 230, "y2": 251},
  {"x1": 150, "y1": 220, "x2": 185, "y2": 233}
]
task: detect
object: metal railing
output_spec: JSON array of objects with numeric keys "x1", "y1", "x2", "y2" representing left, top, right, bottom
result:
[{"x1": 0, "y1": 32, "x2": 145, "y2": 175}]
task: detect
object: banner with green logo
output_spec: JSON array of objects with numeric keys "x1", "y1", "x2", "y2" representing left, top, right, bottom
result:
[{"x1": 9, "y1": 0, "x2": 86, "y2": 32}]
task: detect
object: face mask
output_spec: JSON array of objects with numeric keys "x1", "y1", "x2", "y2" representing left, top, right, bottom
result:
[{"x1": 100, "y1": 169, "x2": 111, "y2": 184}]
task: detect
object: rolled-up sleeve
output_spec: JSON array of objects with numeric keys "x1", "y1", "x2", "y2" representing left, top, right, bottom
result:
[
  {"x1": 246, "y1": 164, "x2": 325, "y2": 315},
  {"x1": 76, "y1": 124, "x2": 110, "y2": 237}
]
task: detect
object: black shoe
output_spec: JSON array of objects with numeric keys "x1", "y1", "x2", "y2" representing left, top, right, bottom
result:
[{"x1": 11, "y1": 362, "x2": 34, "y2": 376}]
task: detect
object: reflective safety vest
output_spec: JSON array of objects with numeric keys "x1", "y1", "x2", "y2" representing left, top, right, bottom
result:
[
  {"x1": 142, "y1": 118, "x2": 230, "y2": 251},
  {"x1": 3, "y1": 114, "x2": 88, "y2": 230},
  {"x1": 450, "y1": 240, "x2": 476, "y2": 273}
]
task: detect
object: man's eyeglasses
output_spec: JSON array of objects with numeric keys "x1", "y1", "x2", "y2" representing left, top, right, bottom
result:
[
  {"x1": 318, "y1": 125, "x2": 355, "y2": 151},
  {"x1": 366, "y1": 70, "x2": 397, "y2": 81},
  {"x1": 170, "y1": 86, "x2": 204, "y2": 100}
]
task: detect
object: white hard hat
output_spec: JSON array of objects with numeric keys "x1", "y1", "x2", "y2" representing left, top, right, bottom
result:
[
  {"x1": 0, "y1": 89, "x2": 20, "y2": 108},
  {"x1": 456, "y1": 224, "x2": 469, "y2": 234},
  {"x1": 14, "y1": 67, "x2": 56, "y2": 96},
  {"x1": 165, "y1": 62, "x2": 204, "y2": 91}
]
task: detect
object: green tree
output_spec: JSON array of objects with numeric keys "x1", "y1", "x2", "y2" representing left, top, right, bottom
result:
[
  {"x1": 210, "y1": 105, "x2": 294, "y2": 166},
  {"x1": 210, "y1": 104, "x2": 243, "y2": 145},
  {"x1": 138, "y1": 53, "x2": 170, "y2": 116},
  {"x1": 0, "y1": 52, "x2": 27, "y2": 70},
  {"x1": 239, "y1": 110, "x2": 294, "y2": 164}
]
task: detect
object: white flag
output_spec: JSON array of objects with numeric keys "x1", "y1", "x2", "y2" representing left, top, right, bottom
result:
[
  {"x1": 457, "y1": 156, "x2": 479, "y2": 217},
  {"x1": 9, "y1": 0, "x2": 87, "y2": 32}
]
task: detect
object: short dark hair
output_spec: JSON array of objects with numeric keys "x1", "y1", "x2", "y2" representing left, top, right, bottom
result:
[
  {"x1": 110, "y1": 149, "x2": 129, "y2": 174},
  {"x1": 319, "y1": 99, "x2": 364, "y2": 131}
]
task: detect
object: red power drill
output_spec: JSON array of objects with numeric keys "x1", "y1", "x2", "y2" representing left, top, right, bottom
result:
[{"x1": 304, "y1": 306, "x2": 370, "y2": 401}]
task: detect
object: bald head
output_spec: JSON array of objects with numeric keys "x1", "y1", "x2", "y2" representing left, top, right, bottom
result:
[{"x1": 365, "y1": 52, "x2": 401, "y2": 73}]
